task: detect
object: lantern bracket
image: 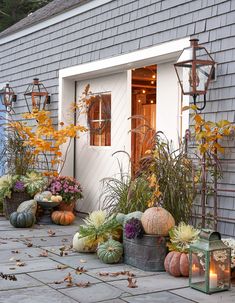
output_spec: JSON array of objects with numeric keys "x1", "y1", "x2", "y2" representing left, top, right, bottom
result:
[{"x1": 193, "y1": 94, "x2": 206, "y2": 111}]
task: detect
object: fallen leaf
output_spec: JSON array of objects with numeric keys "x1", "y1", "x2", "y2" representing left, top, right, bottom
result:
[
  {"x1": 80, "y1": 259, "x2": 87, "y2": 263},
  {"x1": 127, "y1": 277, "x2": 138, "y2": 288},
  {"x1": 0, "y1": 241, "x2": 7, "y2": 244},
  {"x1": 60, "y1": 251, "x2": 64, "y2": 257},
  {"x1": 66, "y1": 283, "x2": 73, "y2": 287},
  {"x1": 54, "y1": 280, "x2": 64, "y2": 284},
  {"x1": 75, "y1": 281, "x2": 90, "y2": 288},
  {"x1": 47, "y1": 230, "x2": 56, "y2": 237},
  {"x1": 16, "y1": 262, "x2": 25, "y2": 267},
  {"x1": 0, "y1": 272, "x2": 17, "y2": 281},
  {"x1": 75, "y1": 267, "x2": 87, "y2": 275},
  {"x1": 11, "y1": 250, "x2": 19, "y2": 254},
  {"x1": 61, "y1": 238, "x2": 68, "y2": 242},
  {"x1": 9, "y1": 267, "x2": 16, "y2": 270},
  {"x1": 64, "y1": 272, "x2": 73, "y2": 282},
  {"x1": 26, "y1": 243, "x2": 33, "y2": 247},
  {"x1": 40, "y1": 238, "x2": 47, "y2": 242},
  {"x1": 99, "y1": 272, "x2": 109, "y2": 276},
  {"x1": 57, "y1": 264, "x2": 68, "y2": 270},
  {"x1": 39, "y1": 250, "x2": 48, "y2": 257},
  {"x1": 27, "y1": 254, "x2": 33, "y2": 258},
  {"x1": 109, "y1": 272, "x2": 120, "y2": 277}
]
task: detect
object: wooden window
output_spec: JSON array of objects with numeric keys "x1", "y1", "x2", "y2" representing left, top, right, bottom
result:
[{"x1": 88, "y1": 94, "x2": 111, "y2": 146}]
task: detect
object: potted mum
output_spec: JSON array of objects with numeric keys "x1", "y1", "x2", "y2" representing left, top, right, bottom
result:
[{"x1": 47, "y1": 176, "x2": 83, "y2": 211}]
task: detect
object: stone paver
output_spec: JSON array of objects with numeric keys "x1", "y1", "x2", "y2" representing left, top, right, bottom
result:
[
  {"x1": 123, "y1": 291, "x2": 195, "y2": 303},
  {"x1": 110, "y1": 274, "x2": 189, "y2": 295},
  {"x1": 171, "y1": 287, "x2": 235, "y2": 303},
  {"x1": 28, "y1": 268, "x2": 101, "y2": 289},
  {"x1": 0, "y1": 273, "x2": 43, "y2": 290},
  {"x1": 0, "y1": 285, "x2": 78, "y2": 303},
  {"x1": 60, "y1": 282, "x2": 127, "y2": 303},
  {"x1": 0, "y1": 216, "x2": 234, "y2": 303}
]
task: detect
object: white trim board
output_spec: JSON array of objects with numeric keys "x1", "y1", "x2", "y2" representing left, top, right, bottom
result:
[
  {"x1": 59, "y1": 38, "x2": 190, "y2": 80},
  {"x1": 0, "y1": 0, "x2": 113, "y2": 45}
]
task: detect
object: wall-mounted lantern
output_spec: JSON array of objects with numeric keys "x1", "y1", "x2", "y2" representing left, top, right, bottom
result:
[
  {"x1": 174, "y1": 39, "x2": 215, "y2": 111},
  {"x1": 24, "y1": 78, "x2": 50, "y2": 112},
  {"x1": 189, "y1": 229, "x2": 231, "y2": 294},
  {"x1": 0, "y1": 83, "x2": 17, "y2": 112}
]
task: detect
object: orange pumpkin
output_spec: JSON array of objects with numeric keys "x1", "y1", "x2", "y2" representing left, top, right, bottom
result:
[
  {"x1": 51, "y1": 211, "x2": 75, "y2": 226},
  {"x1": 141, "y1": 207, "x2": 175, "y2": 236},
  {"x1": 164, "y1": 251, "x2": 189, "y2": 277}
]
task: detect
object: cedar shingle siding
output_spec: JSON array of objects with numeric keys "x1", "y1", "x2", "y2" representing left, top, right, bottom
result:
[{"x1": 0, "y1": 0, "x2": 235, "y2": 235}]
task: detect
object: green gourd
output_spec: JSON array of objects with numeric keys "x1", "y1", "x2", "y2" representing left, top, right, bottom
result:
[
  {"x1": 97, "y1": 239, "x2": 123, "y2": 264},
  {"x1": 10, "y1": 211, "x2": 35, "y2": 228}
]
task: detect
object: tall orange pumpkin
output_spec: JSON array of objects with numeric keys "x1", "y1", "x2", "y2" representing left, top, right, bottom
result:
[
  {"x1": 141, "y1": 207, "x2": 175, "y2": 236},
  {"x1": 51, "y1": 211, "x2": 75, "y2": 225}
]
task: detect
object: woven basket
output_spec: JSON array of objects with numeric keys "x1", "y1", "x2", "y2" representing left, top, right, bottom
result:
[{"x1": 3, "y1": 192, "x2": 31, "y2": 219}]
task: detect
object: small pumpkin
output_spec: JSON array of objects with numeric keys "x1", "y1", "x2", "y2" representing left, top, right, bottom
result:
[
  {"x1": 164, "y1": 251, "x2": 192, "y2": 277},
  {"x1": 141, "y1": 207, "x2": 175, "y2": 236},
  {"x1": 51, "y1": 211, "x2": 75, "y2": 225},
  {"x1": 97, "y1": 239, "x2": 123, "y2": 264},
  {"x1": 10, "y1": 211, "x2": 35, "y2": 228},
  {"x1": 72, "y1": 232, "x2": 96, "y2": 252}
]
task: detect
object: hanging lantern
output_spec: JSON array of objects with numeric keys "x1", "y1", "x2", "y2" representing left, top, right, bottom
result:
[
  {"x1": 174, "y1": 39, "x2": 215, "y2": 111},
  {"x1": 0, "y1": 83, "x2": 17, "y2": 111},
  {"x1": 24, "y1": 78, "x2": 50, "y2": 112},
  {"x1": 189, "y1": 229, "x2": 231, "y2": 294}
]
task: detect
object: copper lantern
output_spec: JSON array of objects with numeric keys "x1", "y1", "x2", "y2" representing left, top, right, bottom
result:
[
  {"x1": 24, "y1": 78, "x2": 50, "y2": 112},
  {"x1": 0, "y1": 83, "x2": 17, "y2": 111},
  {"x1": 174, "y1": 39, "x2": 215, "y2": 111}
]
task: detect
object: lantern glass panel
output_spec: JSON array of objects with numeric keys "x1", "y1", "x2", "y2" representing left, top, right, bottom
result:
[
  {"x1": 175, "y1": 63, "x2": 193, "y2": 95},
  {"x1": 190, "y1": 249, "x2": 207, "y2": 292},
  {"x1": 196, "y1": 64, "x2": 213, "y2": 93},
  {"x1": 210, "y1": 249, "x2": 231, "y2": 290}
]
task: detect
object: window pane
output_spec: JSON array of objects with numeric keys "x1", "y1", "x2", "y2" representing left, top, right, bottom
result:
[{"x1": 89, "y1": 94, "x2": 111, "y2": 146}]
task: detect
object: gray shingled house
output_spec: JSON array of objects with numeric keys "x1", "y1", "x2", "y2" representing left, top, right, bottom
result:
[{"x1": 0, "y1": 0, "x2": 235, "y2": 236}]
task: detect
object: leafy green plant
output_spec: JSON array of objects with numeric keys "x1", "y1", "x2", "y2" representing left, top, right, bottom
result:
[
  {"x1": 168, "y1": 222, "x2": 200, "y2": 253},
  {"x1": 0, "y1": 130, "x2": 36, "y2": 175},
  {"x1": 138, "y1": 132, "x2": 196, "y2": 224},
  {"x1": 78, "y1": 210, "x2": 122, "y2": 249},
  {"x1": 100, "y1": 173, "x2": 152, "y2": 215}
]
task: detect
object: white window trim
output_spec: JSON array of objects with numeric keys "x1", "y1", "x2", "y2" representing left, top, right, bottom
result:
[{"x1": 0, "y1": 0, "x2": 113, "y2": 45}]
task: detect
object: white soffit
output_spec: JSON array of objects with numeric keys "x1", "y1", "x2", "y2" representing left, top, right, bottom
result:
[
  {"x1": 59, "y1": 37, "x2": 190, "y2": 80},
  {"x1": 0, "y1": 0, "x2": 113, "y2": 45}
]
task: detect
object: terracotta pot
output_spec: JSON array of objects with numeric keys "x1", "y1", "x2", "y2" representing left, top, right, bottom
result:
[{"x1": 58, "y1": 200, "x2": 75, "y2": 212}]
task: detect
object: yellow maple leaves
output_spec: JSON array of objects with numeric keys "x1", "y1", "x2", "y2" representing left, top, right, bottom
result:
[{"x1": 11, "y1": 109, "x2": 87, "y2": 175}]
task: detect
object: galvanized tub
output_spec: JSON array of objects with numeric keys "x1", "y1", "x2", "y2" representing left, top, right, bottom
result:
[{"x1": 123, "y1": 235, "x2": 168, "y2": 271}]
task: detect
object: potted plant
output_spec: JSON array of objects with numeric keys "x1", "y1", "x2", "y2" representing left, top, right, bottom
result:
[
  {"x1": 47, "y1": 176, "x2": 83, "y2": 211},
  {"x1": 164, "y1": 222, "x2": 200, "y2": 277},
  {"x1": 0, "y1": 171, "x2": 47, "y2": 218}
]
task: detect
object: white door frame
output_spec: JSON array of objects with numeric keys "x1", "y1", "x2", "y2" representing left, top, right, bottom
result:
[{"x1": 59, "y1": 37, "x2": 190, "y2": 176}]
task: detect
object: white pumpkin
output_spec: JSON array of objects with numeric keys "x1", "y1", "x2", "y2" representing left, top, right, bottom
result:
[{"x1": 72, "y1": 232, "x2": 96, "y2": 253}]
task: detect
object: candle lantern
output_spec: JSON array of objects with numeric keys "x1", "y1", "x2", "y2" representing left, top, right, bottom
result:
[
  {"x1": 24, "y1": 78, "x2": 50, "y2": 113},
  {"x1": 174, "y1": 39, "x2": 215, "y2": 111},
  {"x1": 189, "y1": 229, "x2": 231, "y2": 294},
  {"x1": 0, "y1": 83, "x2": 17, "y2": 111}
]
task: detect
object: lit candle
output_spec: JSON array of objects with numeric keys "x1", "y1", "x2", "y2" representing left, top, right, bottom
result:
[
  {"x1": 192, "y1": 264, "x2": 199, "y2": 276},
  {"x1": 209, "y1": 270, "x2": 217, "y2": 289}
]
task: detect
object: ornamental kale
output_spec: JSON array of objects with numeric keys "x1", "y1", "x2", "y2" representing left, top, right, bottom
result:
[
  {"x1": 13, "y1": 181, "x2": 25, "y2": 192},
  {"x1": 47, "y1": 176, "x2": 83, "y2": 203},
  {"x1": 124, "y1": 218, "x2": 144, "y2": 239}
]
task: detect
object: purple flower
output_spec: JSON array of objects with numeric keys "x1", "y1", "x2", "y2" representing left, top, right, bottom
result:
[{"x1": 13, "y1": 181, "x2": 25, "y2": 192}]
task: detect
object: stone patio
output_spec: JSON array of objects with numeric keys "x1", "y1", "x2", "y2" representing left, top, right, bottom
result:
[{"x1": 0, "y1": 216, "x2": 234, "y2": 303}]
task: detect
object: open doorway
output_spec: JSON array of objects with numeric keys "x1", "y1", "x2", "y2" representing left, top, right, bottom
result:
[{"x1": 131, "y1": 65, "x2": 157, "y2": 171}]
